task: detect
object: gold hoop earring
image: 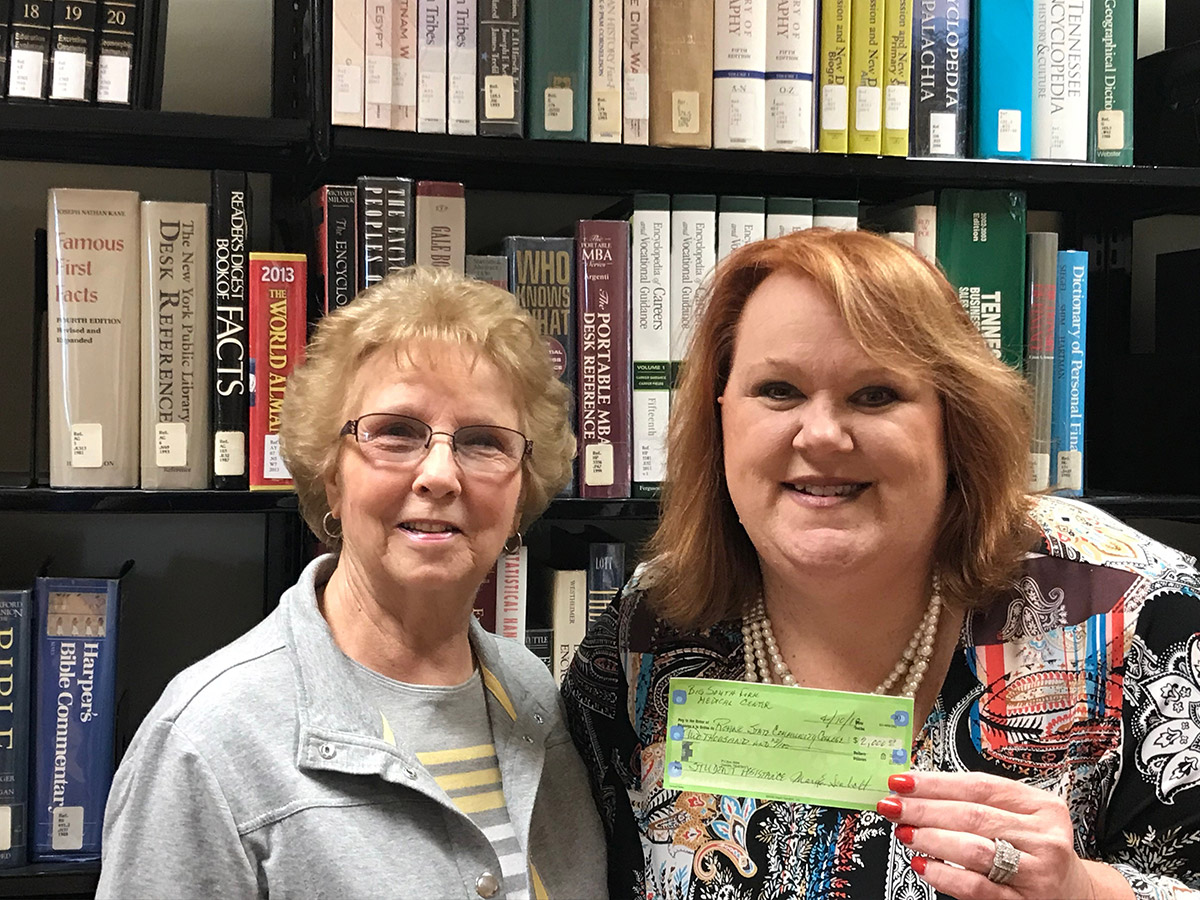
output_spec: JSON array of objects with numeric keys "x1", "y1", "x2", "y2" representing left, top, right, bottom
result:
[
  {"x1": 322, "y1": 511, "x2": 342, "y2": 542},
  {"x1": 502, "y1": 532, "x2": 522, "y2": 554}
]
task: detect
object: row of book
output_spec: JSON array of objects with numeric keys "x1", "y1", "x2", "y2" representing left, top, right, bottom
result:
[
  {"x1": 0, "y1": 0, "x2": 166, "y2": 107},
  {"x1": 329, "y1": 0, "x2": 1133, "y2": 164}
]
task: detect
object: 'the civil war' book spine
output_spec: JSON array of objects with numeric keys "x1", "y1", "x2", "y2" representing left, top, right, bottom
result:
[
  {"x1": 311, "y1": 184, "x2": 358, "y2": 315},
  {"x1": 8, "y1": 0, "x2": 54, "y2": 100},
  {"x1": 47, "y1": 188, "x2": 141, "y2": 488},
  {"x1": 140, "y1": 201, "x2": 210, "y2": 489},
  {"x1": 586, "y1": 542, "x2": 624, "y2": 625},
  {"x1": 48, "y1": 0, "x2": 98, "y2": 101},
  {"x1": 447, "y1": 0, "x2": 476, "y2": 134},
  {"x1": 331, "y1": 0, "x2": 365, "y2": 125},
  {"x1": 1051, "y1": 249, "x2": 1087, "y2": 495},
  {"x1": 384, "y1": 177, "x2": 414, "y2": 272},
  {"x1": 1089, "y1": 0, "x2": 1132, "y2": 164},
  {"x1": 974, "y1": 0, "x2": 1032, "y2": 159},
  {"x1": 576, "y1": 219, "x2": 631, "y2": 499},
  {"x1": 211, "y1": 171, "x2": 251, "y2": 489},
  {"x1": 0, "y1": 589, "x2": 33, "y2": 869},
  {"x1": 648, "y1": 0, "x2": 713, "y2": 148},
  {"x1": 0, "y1": 0, "x2": 11, "y2": 98},
  {"x1": 248, "y1": 253, "x2": 307, "y2": 491},
  {"x1": 356, "y1": 176, "x2": 387, "y2": 290},
  {"x1": 631, "y1": 194, "x2": 670, "y2": 498},
  {"x1": 478, "y1": 0, "x2": 524, "y2": 137},
  {"x1": 527, "y1": 0, "x2": 589, "y2": 141},
  {"x1": 713, "y1": 0, "x2": 767, "y2": 150},
  {"x1": 1025, "y1": 231, "x2": 1058, "y2": 491},
  {"x1": 911, "y1": 0, "x2": 968, "y2": 157},
  {"x1": 95, "y1": 0, "x2": 137, "y2": 105},
  {"x1": 31, "y1": 573, "x2": 122, "y2": 862}
]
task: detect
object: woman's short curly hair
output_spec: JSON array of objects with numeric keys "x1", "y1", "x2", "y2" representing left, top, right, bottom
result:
[{"x1": 279, "y1": 266, "x2": 575, "y2": 548}]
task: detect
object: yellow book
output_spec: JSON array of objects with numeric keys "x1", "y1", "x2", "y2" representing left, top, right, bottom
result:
[
  {"x1": 818, "y1": 0, "x2": 851, "y2": 152},
  {"x1": 882, "y1": 0, "x2": 912, "y2": 156},
  {"x1": 848, "y1": 0, "x2": 882, "y2": 154}
]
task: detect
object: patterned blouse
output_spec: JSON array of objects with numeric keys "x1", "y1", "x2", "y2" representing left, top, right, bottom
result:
[{"x1": 562, "y1": 496, "x2": 1200, "y2": 900}]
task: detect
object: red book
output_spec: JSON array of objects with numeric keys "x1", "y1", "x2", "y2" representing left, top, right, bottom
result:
[
  {"x1": 575, "y1": 219, "x2": 631, "y2": 498},
  {"x1": 472, "y1": 563, "x2": 499, "y2": 632},
  {"x1": 249, "y1": 252, "x2": 307, "y2": 491}
]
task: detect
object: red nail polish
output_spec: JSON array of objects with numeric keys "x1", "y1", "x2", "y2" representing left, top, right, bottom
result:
[
  {"x1": 896, "y1": 825, "x2": 915, "y2": 845},
  {"x1": 911, "y1": 856, "x2": 928, "y2": 876},
  {"x1": 876, "y1": 797, "x2": 903, "y2": 819},
  {"x1": 889, "y1": 773, "x2": 916, "y2": 794}
]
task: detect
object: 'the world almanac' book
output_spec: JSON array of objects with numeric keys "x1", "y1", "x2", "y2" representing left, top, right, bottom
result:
[
  {"x1": 249, "y1": 253, "x2": 307, "y2": 491},
  {"x1": 0, "y1": 588, "x2": 33, "y2": 868},
  {"x1": 48, "y1": 0, "x2": 98, "y2": 101},
  {"x1": 576, "y1": 219, "x2": 631, "y2": 499},
  {"x1": 8, "y1": 0, "x2": 53, "y2": 99},
  {"x1": 31, "y1": 565, "x2": 127, "y2": 862},
  {"x1": 47, "y1": 188, "x2": 141, "y2": 488},
  {"x1": 211, "y1": 171, "x2": 251, "y2": 489}
]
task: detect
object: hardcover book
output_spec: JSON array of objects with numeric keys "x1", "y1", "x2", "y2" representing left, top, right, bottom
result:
[
  {"x1": 0, "y1": 588, "x2": 32, "y2": 868},
  {"x1": 669, "y1": 194, "x2": 716, "y2": 386},
  {"x1": 49, "y1": 0, "x2": 98, "y2": 102},
  {"x1": 47, "y1": 188, "x2": 141, "y2": 488},
  {"x1": 8, "y1": 0, "x2": 53, "y2": 99},
  {"x1": 813, "y1": 198, "x2": 859, "y2": 230},
  {"x1": 477, "y1": 0, "x2": 524, "y2": 137},
  {"x1": 1025, "y1": 231, "x2": 1058, "y2": 491},
  {"x1": 1051, "y1": 249, "x2": 1087, "y2": 495},
  {"x1": 576, "y1": 219, "x2": 631, "y2": 499},
  {"x1": 1089, "y1": 0, "x2": 1132, "y2": 164},
  {"x1": 494, "y1": 546, "x2": 528, "y2": 643},
  {"x1": 865, "y1": 192, "x2": 935, "y2": 260},
  {"x1": 383, "y1": 177, "x2": 415, "y2": 273},
  {"x1": 365, "y1": 0, "x2": 394, "y2": 128},
  {"x1": 586, "y1": 542, "x2": 625, "y2": 625},
  {"x1": 248, "y1": 252, "x2": 307, "y2": 491},
  {"x1": 975, "y1": 0, "x2": 1032, "y2": 159},
  {"x1": 31, "y1": 567, "x2": 126, "y2": 862},
  {"x1": 0, "y1": 0, "x2": 10, "y2": 98},
  {"x1": 331, "y1": 0, "x2": 366, "y2": 126},
  {"x1": 717, "y1": 195, "x2": 766, "y2": 261},
  {"x1": 447, "y1": 0, "x2": 476, "y2": 134},
  {"x1": 911, "y1": 0, "x2": 968, "y2": 157},
  {"x1": 882, "y1": 0, "x2": 912, "y2": 156},
  {"x1": 391, "y1": 0, "x2": 418, "y2": 130},
  {"x1": 415, "y1": 181, "x2": 466, "y2": 273},
  {"x1": 356, "y1": 176, "x2": 387, "y2": 290},
  {"x1": 310, "y1": 183, "x2": 358, "y2": 314},
  {"x1": 766, "y1": 196, "x2": 814, "y2": 236},
  {"x1": 648, "y1": 0, "x2": 714, "y2": 148},
  {"x1": 211, "y1": 172, "x2": 251, "y2": 489},
  {"x1": 1032, "y1": 0, "x2": 1090, "y2": 160},
  {"x1": 765, "y1": 0, "x2": 818, "y2": 152},
  {"x1": 95, "y1": 0, "x2": 138, "y2": 105},
  {"x1": 631, "y1": 194, "x2": 670, "y2": 498},
  {"x1": 524, "y1": 628, "x2": 552, "y2": 669},
  {"x1": 472, "y1": 564, "x2": 498, "y2": 632},
  {"x1": 131, "y1": 0, "x2": 165, "y2": 110},
  {"x1": 140, "y1": 201, "x2": 211, "y2": 490},
  {"x1": 527, "y1": 0, "x2": 589, "y2": 141},
  {"x1": 623, "y1": 0, "x2": 649, "y2": 144},
  {"x1": 465, "y1": 254, "x2": 508, "y2": 287},
  {"x1": 848, "y1": 0, "x2": 882, "y2": 154},
  {"x1": 549, "y1": 568, "x2": 586, "y2": 683},
  {"x1": 817, "y1": 0, "x2": 851, "y2": 152},
  {"x1": 589, "y1": 0, "x2": 622, "y2": 141},
  {"x1": 713, "y1": 0, "x2": 767, "y2": 150},
  {"x1": 417, "y1": 0, "x2": 447, "y2": 133}
]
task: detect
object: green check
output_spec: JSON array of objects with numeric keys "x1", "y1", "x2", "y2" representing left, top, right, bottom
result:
[{"x1": 663, "y1": 677, "x2": 915, "y2": 811}]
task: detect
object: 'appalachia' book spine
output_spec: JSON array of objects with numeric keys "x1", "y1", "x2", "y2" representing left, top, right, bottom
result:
[
  {"x1": 669, "y1": 194, "x2": 716, "y2": 386},
  {"x1": 911, "y1": 0, "x2": 968, "y2": 157},
  {"x1": 847, "y1": 0, "x2": 882, "y2": 154},
  {"x1": 817, "y1": 0, "x2": 851, "y2": 152},
  {"x1": 211, "y1": 171, "x2": 251, "y2": 489},
  {"x1": 47, "y1": 188, "x2": 141, "y2": 488},
  {"x1": 0, "y1": 0, "x2": 11, "y2": 98},
  {"x1": 417, "y1": 0, "x2": 447, "y2": 133},
  {"x1": 477, "y1": 0, "x2": 524, "y2": 136},
  {"x1": 414, "y1": 180, "x2": 466, "y2": 272},
  {"x1": 365, "y1": 0, "x2": 394, "y2": 128},
  {"x1": 0, "y1": 589, "x2": 33, "y2": 869},
  {"x1": 623, "y1": 0, "x2": 649, "y2": 144},
  {"x1": 974, "y1": 0, "x2": 1032, "y2": 159},
  {"x1": 713, "y1": 0, "x2": 767, "y2": 150},
  {"x1": 576, "y1": 219, "x2": 631, "y2": 499},
  {"x1": 1051, "y1": 249, "x2": 1087, "y2": 495},
  {"x1": 31, "y1": 574, "x2": 121, "y2": 862},
  {"x1": 766, "y1": 196, "x2": 814, "y2": 236},
  {"x1": 1088, "y1": 0, "x2": 1132, "y2": 164},
  {"x1": 8, "y1": 0, "x2": 53, "y2": 100},
  {"x1": 586, "y1": 542, "x2": 625, "y2": 625},
  {"x1": 881, "y1": 0, "x2": 911, "y2": 156},
  {"x1": 765, "y1": 0, "x2": 818, "y2": 152},
  {"x1": 527, "y1": 0, "x2": 589, "y2": 141},
  {"x1": 48, "y1": 0, "x2": 98, "y2": 101},
  {"x1": 647, "y1": 0, "x2": 713, "y2": 148},
  {"x1": 717, "y1": 195, "x2": 766, "y2": 261},
  {"x1": 248, "y1": 252, "x2": 307, "y2": 491},
  {"x1": 391, "y1": 0, "x2": 417, "y2": 130},
  {"x1": 95, "y1": 0, "x2": 137, "y2": 105},
  {"x1": 331, "y1": 0, "x2": 366, "y2": 126},
  {"x1": 356, "y1": 176, "x2": 387, "y2": 290},
  {"x1": 631, "y1": 194, "x2": 670, "y2": 498},
  {"x1": 384, "y1": 177, "x2": 414, "y2": 272},
  {"x1": 1025, "y1": 231, "x2": 1058, "y2": 491},
  {"x1": 448, "y1": 0, "x2": 477, "y2": 134}
]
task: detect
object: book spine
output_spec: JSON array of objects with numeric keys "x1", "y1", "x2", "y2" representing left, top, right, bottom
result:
[
  {"x1": 8, "y1": 0, "x2": 53, "y2": 100},
  {"x1": 365, "y1": 0, "x2": 394, "y2": 128},
  {"x1": 847, "y1": 0, "x2": 882, "y2": 154},
  {"x1": 648, "y1": 0, "x2": 714, "y2": 148},
  {"x1": 1033, "y1": 0, "x2": 1089, "y2": 159},
  {"x1": 356, "y1": 176, "x2": 387, "y2": 290},
  {"x1": 1025, "y1": 232, "x2": 1058, "y2": 491},
  {"x1": 248, "y1": 253, "x2": 307, "y2": 491},
  {"x1": 472, "y1": 564, "x2": 498, "y2": 632},
  {"x1": 0, "y1": 589, "x2": 33, "y2": 868},
  {"x1": 817, "y1": 0, "x2": 851, "y2": 152},
  {"x1": 494, "y1": 546, "x2": 528, "y2": 643},
  {"x1": 465, "y1": 254, "x2": 509, "y2": 287},
  {"x1": 911, "y1": 0, "x2": 968, "y2": 157},
  {"x1": 525, "y1": 628, "x2": 553, "y2": 669},
  {"x1": 48, "y1": 0, "x2": 98, "y2": 101},
  {"x1": 384, "y1": 177, "x2": 414, "y2": 272},
  {"x1": 576, "y1": 219, "x2": 632, "y2": 499},
  {"x1": 631, "y1": 195, "x2": 670, "y2": 499},
  {"x1": 31, "y1": 576, "x2": 120, "y2": 862},
  {"x1": 912, "y1": 203, "x2": 936, "y2": 261},
  {"x1": 717, "y1": 195, "x2": 766, "y2": 261},
  {"x1": 318, "y1": 184, "x2": 358, "y2": 311},
  {"x1": 392, "y1": 0, "x2": 418, "y2": 129},
  {"x1": 414, "y1": 181, "x2": 466, "y2": 272},
  {"x1": 0, "y1": 0, "x2": 10, "y2": 98},
  {"x1": 47, "y1": 188, "x2": 141, "y2": 488},
  {"x1": 331, "y1": 0, "x2": 366, "y2": 126},
  {"x1": 1052, "y1": 249, "x2": 1087, "y2": 494},
  {"x1": 813, "y1": 197, "x2": 859, "y2": 230},
  {"x1": 766, "y1": 196, "x2": 814, "y2": 236},
  {"x1": 550, "y1": 569, "x2": 586, "y2": 683},
  {"x1": 586, "y1": 543, "x2": 625, "y2": 625},
  {"x1": 132, "y1": 0, "x2": 164, "y2": 110},
  {"x1": 211, "y1": 172, "x2": 250, "y2": 489},
  {"x1": 713, "y1": 0, "x2": 767, "y2": 150},
  {"x1": 589, "y1": 0, "x2": 622, "y2": 141},
  {"x1": 765, "y1": 0, "x2": 818, "y2": 152},
  {"x1": 623, "y1": 0, "x2": 649, "y2": 143},
  {"x1": 527, "y1": 0, "x2": 589, "y2": 141},
  {"x1": 140, "y1": 201, "x2": 210, "y2": 490},
  {"x1": 448, "y1": 0, "x2": 476, "y2": 134},
  {"x1": 1088, "y1": 0, "x2": 1132, "y2": 164},
  {"x1": 477, "y1": 0, "x2": 524, "y2": 136},
  {"x1": 669, "y1": 195, "x2": 716, "y2": 386},
  {"x1": 977, "y1": 9, "x2": 1034, "y2": 161},
  {"x1": 95, "y1": 0, "x2": 136, "y2": 104},
  {"x1": 417, "y1": 0, "x2": 447, "y2": 133},
  {"x1": 881, "y1": 0, "x2": 911, "y2": 156}
]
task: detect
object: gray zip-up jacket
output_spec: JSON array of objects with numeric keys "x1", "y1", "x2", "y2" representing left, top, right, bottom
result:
[{"x1": 96, "y1": 555, "x2": 607, "y2": 899}]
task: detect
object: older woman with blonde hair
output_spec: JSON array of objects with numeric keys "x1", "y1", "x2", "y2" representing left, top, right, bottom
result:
[
  {"x1": 564, "y1": 228, "x2": 1200, "y2": 899},
  {"x1": 99, "y1": 267, "x2": 605, "y2": 899}
]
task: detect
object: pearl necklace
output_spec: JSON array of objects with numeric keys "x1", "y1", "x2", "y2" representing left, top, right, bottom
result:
[{"x1": 741, "y1": 573, "x2": 942, "y2": 699}]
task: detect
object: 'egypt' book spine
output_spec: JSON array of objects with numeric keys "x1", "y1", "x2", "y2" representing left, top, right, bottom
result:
[
  {"x1": 527, "y1": 0, "x2": 589, "y2": 141},
  {"x1": 331, "y1": 0, "x2": 366, "y2": 126},
  {"x1": 0, "y1": 589, "x2": 33, "y2": 869},
  {"x1": 417, "y1": 0, "x2": 447, "y2": 133},
  {"x1": 48, "y1": 0, "x2": 98, "y2": 101},
  {"x1": 648, "y1": 0, "x2": 713, "y2": 148},
  {"x1": 448, "y1": 0, "x2": 476, "y2": 134},
  {"x1": 765, "y1": 0, "x2": 818, "y2": 152},
  {"x1": 365, "y1": 0, "x2": 394, "y2": 128},
  {"x1": 477, "y1": 0, "x2": 524, "y2": 136},
  {"x1": 211, "y1": 171, "x2": 251, "y2": 489},
  {"x1": 631, "y1": 194, "x2": 670, "y2": 498},
  {"x1": 391, "y1": 0, "x2": 418, "y2": 130},
  {"x1": 95, "y1": 0, "x2": 137, "y2": 105},
  {"x1": 8, "y1": 0, "x2": 54, "y2": 100},
  {"x1": 415, "y1": 180, "x2": 466, "y2": 272},
  {"x1": 713, "y1": 0, "x2": 767, "y2": 150},
  {"x1": 911, "y1": 0, "x2": 968, "y2": 157}
]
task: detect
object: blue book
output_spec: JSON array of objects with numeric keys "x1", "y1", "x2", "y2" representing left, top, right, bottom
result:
[
  {"x1": 31, "y1": 569, "x2": 125, "y2": 862},
  {"x1": 972, "y1": 0, "x2": 1033, "y2": 159},
  {"x1": 1050, "y1": 250, "x2": 1088, "y2": 496},
  {"x1": 911, "y1": 0, "x2": 970, "y2": 157},
  {"x1": 0, "y1": 589, "x2": 33, "y2": 868}
]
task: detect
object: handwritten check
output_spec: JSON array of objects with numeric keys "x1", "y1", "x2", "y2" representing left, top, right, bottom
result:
[{"x1": 664, "y1": 677, "x2": 915, "y2": 811}]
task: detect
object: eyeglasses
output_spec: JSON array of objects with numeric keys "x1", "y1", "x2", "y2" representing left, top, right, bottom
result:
[{"x1": 340, "y1": 413, "x2": 532, "y2": 474}]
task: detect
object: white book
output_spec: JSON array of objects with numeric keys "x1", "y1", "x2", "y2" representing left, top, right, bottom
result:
[
  {"x1": 670, "y1": 196, "x2": 717, "y2": 372},
  {"x1": 813, "y1": 199, "x2": 859, "y2": 231},
  {"x1": 331, "y1": 0, "x2": 366, "y2": 126},
  {"x1": 713, "y1": 0, "x2": 768, "y2": 149},
  {"x1": 590, "y1": 0, "x2": 623, "y2": 142},
  {"x1": 448, "y1": 0, "x2": 477, "y2": 134},
  {"x1": 495, "y1": 547, "x2": 529, "y2": 644},
  {"x1": 765, "y1": 0, "x2": 818, "y2": 151},
  {"x1": 623, "y1": 0, "x2": 650, "y2": 144},
  {"x1": 766, "y1": 197, "x2": 814, "y2": 236},
  {"x1": 417, "y1": 0, "x2": 448, "y2": 133},
  {"x1": 888, "y1": 231, "x2": 916, "y2": 248},
  {"x1": 717, "y1": 197, "x2": 766, "y2": 261},
  {"x1": 365, "y1": 0, "x2": 394, "y2": 128},
  {"x1": 631, "y1": 195, "x2": 671, "y2": 491},
  {"x1": 550, "y1": 569, "x2": 587, "y2": 684},
  {"x1": 392, "y1": 0, "x2": 418, "y2": 130},
  {"x1": 1033, "y1": 0, "x2": 1090, "y2": 160}
]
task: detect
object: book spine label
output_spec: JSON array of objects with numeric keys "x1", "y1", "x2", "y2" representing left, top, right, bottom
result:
[
  {"x1": 1089, "y1": 0, "x2": 1131, "y2": 164},
  {"x1": 590, "y1": 0, "x2": 622, "y2": 141},
  {"x1": 848, "y1": 0, "x2": 882, "y2": 153},
  {"x1": 623, "y1": 0, "x2": 649, "y2": 143},
  {"x1": 631, "y1": 198, "x2": 670, "y2": 497},
  {"x1": 415, "y1": 182, "x2": 466, "y2": 272},
  {"x1": 1051, "y1": 249, "x2": 1087, "y2": 494},
  {"x1": 477, "y1": 0, "x2": 524, "y2": 136},
  {"x1": 417, "y1": 0, "x2": 447, "y2": 132},
  {"x1": 550, "y1": 570, "x2": 586, "y2": 684},
  {"x1": 47, "y1": 188, "x2": 141, "y2": 488},
  {"x1": 95, "y1": 0, "x2": 136, "y2": 105},
  {"x1": 0, "y1": 590, "x2": 33, "y2": 868},
  {"x1": 211, "y1": 173, "x2": 250, "y2": 488},
  {"x1": 248, "y1": 253, "x2": 307, "y2": 490},
  {"x1": 648, "y1": 0, "x2": 714, "y2": 148},
  {"x1": 881, "y1": 0, "x2": 911, "y2": 155},
  {"x1": 31, "y1": 577, "x2": 119, "y2": 861},
  {"x1": 49, "y1": 0, "x2": 98, "y2": 101},
  {"x1": 384, "y1": 178, "x2": 414, "y2": 272},
  {"x1": 331, "y1": 0, "x2": 366, "y2": 126},
  {"x1": 586, "y1": 543, "x2": 625, "y2": 625},
  {"x1": 494, "y1": 547, "x2": 528, "y2": 643},
  {"x1": 392, "y1": 0, "x2": 418, "y2": 129},
  {"x1": 527, "y1": 0, "x2": 589, "y2": 140},
  {"x1": 577, "y1": 220, "x2": 631, "y2": 498},
  {"x1": 669, "y1": 199, "x2": 717, "y2": 384},
  {"x1": 465, "y1": 254, "x2": 509, "y2": 287},
  {"x1": 448, "y1": 0, "x2": 476, "y2": 134},
  {"x1": 9, "y1": 0, "x2": 53, "y2": 99},
  {"x1": 977, "y1": 0, "x2": 1032, "y2": 158},
  {"x1": 140, "y1": 201, "x2": 211, "y2": 489},
  {"x1": 357, "y1": 177, "x2": 387, "y2": 290},
  {"x1": 1025, "y1": 232, "x2": 1058, "y2": 491},
  {"x1": 1033, "y1": 0, "x2": 1089, "y2": 159},
  {"x1": 0, "y1": 0, "x2": 11, "y2": 98},
  {"x1": 713, "y1": 0, "x2": 767, "y2": 150},
  {"x1": 912, "y1": 0, "x2": 968, "y2": 157},
  {"x1": 365, "y1": 0, "x2": 394, "y2": 127},
  {"x1": 766, "y1": 0, "x2": 817, "y2": 152},
  {"x1": 817, "y1": 0, "x2": 850, "y2": 151}
]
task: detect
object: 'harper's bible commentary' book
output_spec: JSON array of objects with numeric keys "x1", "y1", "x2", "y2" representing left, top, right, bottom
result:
[
  {"x1": 47, "y1": 188, "x2": 141, "y2": 488},
  {"x1": 211, "y1": 171, "x2": 251, "y2": 488}
]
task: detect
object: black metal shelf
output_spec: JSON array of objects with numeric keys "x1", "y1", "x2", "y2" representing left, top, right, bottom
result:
[
  {"x1": 0, "y1": 489, "x2": 300, "y2": 514},
  {"x1": 0, "y1": 105, "x2": 312, "y2": 173},
  {"x1": 1086, "y1": 493, "x2": 1200, "y2": 522},
  {"x1": 0, "y1": 862, "x2": 99, "y2": 898},
  {"x1": 542, "y1": 497, "x2": 659, "y2": 520}
]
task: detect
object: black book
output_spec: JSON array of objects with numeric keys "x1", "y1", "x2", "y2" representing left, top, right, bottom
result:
[
  {"x1": 95, "y1": 0, "x2": 136, "y2": 105},
  {"x1": 356, "y1": 176, "x2": 387, "y2": 291},
  {"x1": 0, "y1": 0, "x2": 12, "y2": 99},
  {"x1": 383, "y1": 177, "x2": 414, "y2": 274},
  {"x1": 7, "y1": 0, "x2": 54, "y2": 100},
  {"x1": 477, "y1": 0, "x2": 525, "y2": 137},
  {"x1": 210, "y1": 170, "x2": 251, "y2": 490},
  {"x1": 132, "y1": 0, "x2": 165, "y2": 109},
  {"x1": 48, "y1": 0, "x2": 98, "y2": 102},
  {"x1": 310, "y1": 184, "x2": 358, "y2": 315}
]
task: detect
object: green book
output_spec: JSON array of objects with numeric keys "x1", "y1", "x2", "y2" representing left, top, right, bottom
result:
[
  {"x1": 1089, "y1": 0, "x2": 1133, "y2": 165},
  {"x1": 935, "y1": 189, "x2": 1027, "y2": 370},
  {"x1": 526, "y1": 0, "x2": 589, "y2": 140}
]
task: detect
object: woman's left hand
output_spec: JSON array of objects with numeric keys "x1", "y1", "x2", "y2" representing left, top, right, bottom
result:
[{"x1": 876, "y1": 771, "x2": 1133, "y2": 900}]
